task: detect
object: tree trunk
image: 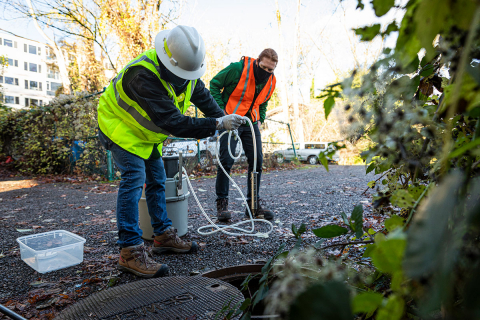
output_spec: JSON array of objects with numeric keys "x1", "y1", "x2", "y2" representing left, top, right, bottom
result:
[
  {"x1": 274, "y1": 0, "x2": 290, "y2": 123},
  {"x1": 26, "y1": 0, "x2": 71, "y2": 94},
  {"x1": 292, "y1": 0, "x2": 305, "y2": 145}
]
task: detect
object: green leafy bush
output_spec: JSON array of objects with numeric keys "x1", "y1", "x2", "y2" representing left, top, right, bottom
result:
[{"x1": 0, "y1": 92, "x2": 106, "y2": 176}]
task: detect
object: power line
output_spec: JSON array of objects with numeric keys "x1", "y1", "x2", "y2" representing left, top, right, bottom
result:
[{"x1": 316, "y1": 0, "x2": 342, "y2": 40}]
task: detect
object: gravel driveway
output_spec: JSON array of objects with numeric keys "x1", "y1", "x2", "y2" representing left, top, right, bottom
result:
[{"x1": 0, "y1": 165, "x2": 377, "y2": 318}]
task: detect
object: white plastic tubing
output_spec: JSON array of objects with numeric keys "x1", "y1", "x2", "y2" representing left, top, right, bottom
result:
[{"x1": 183, "y1": 117, "x2": 274, "y2": 237}]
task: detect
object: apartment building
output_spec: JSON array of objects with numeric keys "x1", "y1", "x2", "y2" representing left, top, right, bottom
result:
[{"x1": 0, "y1": 31, "x2": 64, "y2": 109}]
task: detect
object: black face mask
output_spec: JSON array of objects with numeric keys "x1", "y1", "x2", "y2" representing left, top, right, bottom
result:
[
  {"x1": 160, "y1": 61, "x2": 188, "y2": 89},
  {"x1": 253, "y1": 61, "x2": 272, "y2": 83}
]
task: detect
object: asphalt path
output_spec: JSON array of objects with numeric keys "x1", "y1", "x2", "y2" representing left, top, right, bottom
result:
[{"x1": 0, "y1": 165, "x2": 377, "y2": 317}]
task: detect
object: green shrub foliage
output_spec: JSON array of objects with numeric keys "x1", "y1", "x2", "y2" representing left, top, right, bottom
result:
[{"x1": 0, "y1": 92, "x2": 105, "y2": 175}]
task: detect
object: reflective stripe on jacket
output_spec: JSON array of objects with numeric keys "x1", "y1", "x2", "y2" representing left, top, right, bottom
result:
[
  {"x1": 98, "y1": 49, "x2": 196, "y2": 159},
  {"x1": 224, "y1": 56, "x2": 276, "y2": 122}
]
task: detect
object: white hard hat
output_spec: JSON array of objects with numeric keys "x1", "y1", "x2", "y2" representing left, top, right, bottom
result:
[{"x1": 155, "y1": 25, "x2": 206, "y2": 80}]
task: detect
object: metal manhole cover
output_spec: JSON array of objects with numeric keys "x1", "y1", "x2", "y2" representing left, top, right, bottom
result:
[{"x1": 55, "y1": 276, "x2": 244, "y2": 320}]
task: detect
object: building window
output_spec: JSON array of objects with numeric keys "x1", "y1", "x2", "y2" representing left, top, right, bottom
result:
[
  {"x1": 47, "y1": 65, "x2": 60, "y2": 79},
  {"x1": 0, "y1": 76, "x2": 3, "y2": 83},
  {"x1": 28, "y1": 45, "x2": 37, "y2": 55},
  {"x1": 45, "y1": 46, "x2": 56, "y2": 60},
  {"x1": 50, "y1": 82, "x2": 62, "y2": 92},
  {"x1": 5, "y1": 77, "x2": 19, "y2": 85},
  {"x1": 25, "y1": 81, "x2": 43, "y2": 91},
  {"x1": 25, "y1": 98, "x2": 40, "y2": 107},
  {"x1": 47, "y1": 81, "x2": 58, "y2": 96},
  {"x1": 4, "y1": 39, "x2": 12, "y2": 47},
  {"x1": 4, "y1": 96, "x2": 19, "y2": 105},
  {"x1": 48, "y1": 82, "x2": 62, "y2": 96},
  {"x1": 25, "y1": 62, "x2": 41, "y2": 72},
  {"x1": 29, "y1": 63, "x2": 38, "y2": 72},
  {"x1": 7, "y1": 58, "x2": 18, "y2": 67},
  {"x1": 38, "y1": 47, "x2": 41, "y2": 55},
  {"x1": 29, "y1": 81, "x2": 38, "y2": 90}
]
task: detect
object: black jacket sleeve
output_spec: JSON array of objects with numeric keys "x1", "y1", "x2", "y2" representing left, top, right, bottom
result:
[
  {"x1": 190, "y1": 79, "x2": 225, "y2": 118},
  {"x1": 122, "y1": 66, "x2": 217, "y2": 139}
]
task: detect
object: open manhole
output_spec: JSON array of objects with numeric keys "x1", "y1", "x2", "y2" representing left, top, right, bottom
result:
[
  {"x1": 203, "y1": 264, "x2": 276, "y2": 319},
  {"x1": 202, "y1": 264, "x2": 266, "y2": 284},
  {"x1": 55, "y1": 276, "x2": 244, "y2": 320}
]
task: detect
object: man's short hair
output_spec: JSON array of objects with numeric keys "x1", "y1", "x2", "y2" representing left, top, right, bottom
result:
[{"x1": 258, "y1": 48, "x2": 278, "y2": 65}]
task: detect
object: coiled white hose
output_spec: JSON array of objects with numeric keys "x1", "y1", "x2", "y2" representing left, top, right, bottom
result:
[{"x1": 184, "y1": 117, "x2": 273, "y2": 237}]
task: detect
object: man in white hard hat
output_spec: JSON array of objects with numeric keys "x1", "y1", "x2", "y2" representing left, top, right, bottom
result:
[{"x1": 97, "y1": 25, "x2": 245, "y2": 278}]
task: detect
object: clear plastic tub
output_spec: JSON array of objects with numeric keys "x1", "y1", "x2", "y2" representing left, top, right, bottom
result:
[{"x1": 16, "y1": 230, "x2": 86, "y2": 273}]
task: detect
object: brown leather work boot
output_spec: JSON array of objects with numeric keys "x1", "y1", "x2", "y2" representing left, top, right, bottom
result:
[
  {"x1": 118, "y1": 244, "x2": 169, "y2": 278},
  {"x1": 216, "y1": 198, "x2": 232, "y2": 222},
  {"x1": 152, "y1": 228, "x2": 198, "y2": 254}
]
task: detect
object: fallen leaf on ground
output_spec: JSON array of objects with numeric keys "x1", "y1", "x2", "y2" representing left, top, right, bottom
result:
[
  {"x1": 29, "y1": 281, "x2": 55, "y2": 288},
  {"x1": 235, "y1": 238, "x2": 250, "y2": 245},
  {"x1": 36, "y1": 297, "x2": 59, "y2": 309}
]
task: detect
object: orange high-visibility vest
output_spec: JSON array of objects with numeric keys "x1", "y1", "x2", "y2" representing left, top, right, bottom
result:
[{"x1": 225, "y1": 56, "x2": 276, "y2": 122}]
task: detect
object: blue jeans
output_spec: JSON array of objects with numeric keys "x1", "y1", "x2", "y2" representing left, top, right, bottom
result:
[
  {"x1": 215, "y1": 124, "x2": 263, "y2": 201},
  {"x1": 99, "y1": 131, "x2": 172, "y2": 248}
]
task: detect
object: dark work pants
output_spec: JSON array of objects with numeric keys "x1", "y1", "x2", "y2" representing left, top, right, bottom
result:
[{"x1": 215, "y1": 124, "x2": 263, "y2": 201}]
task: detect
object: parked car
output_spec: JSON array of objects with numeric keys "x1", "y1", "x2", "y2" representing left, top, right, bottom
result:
[
  {"x1": 162, "y1": 132, "x2": 245, "y2": 167},
  {"x1": 273, "y1": 142, "x2": 340, "y2": 165},
  {"x1": 162, "y1": 138, "x2": 212, "y2": 167}
]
